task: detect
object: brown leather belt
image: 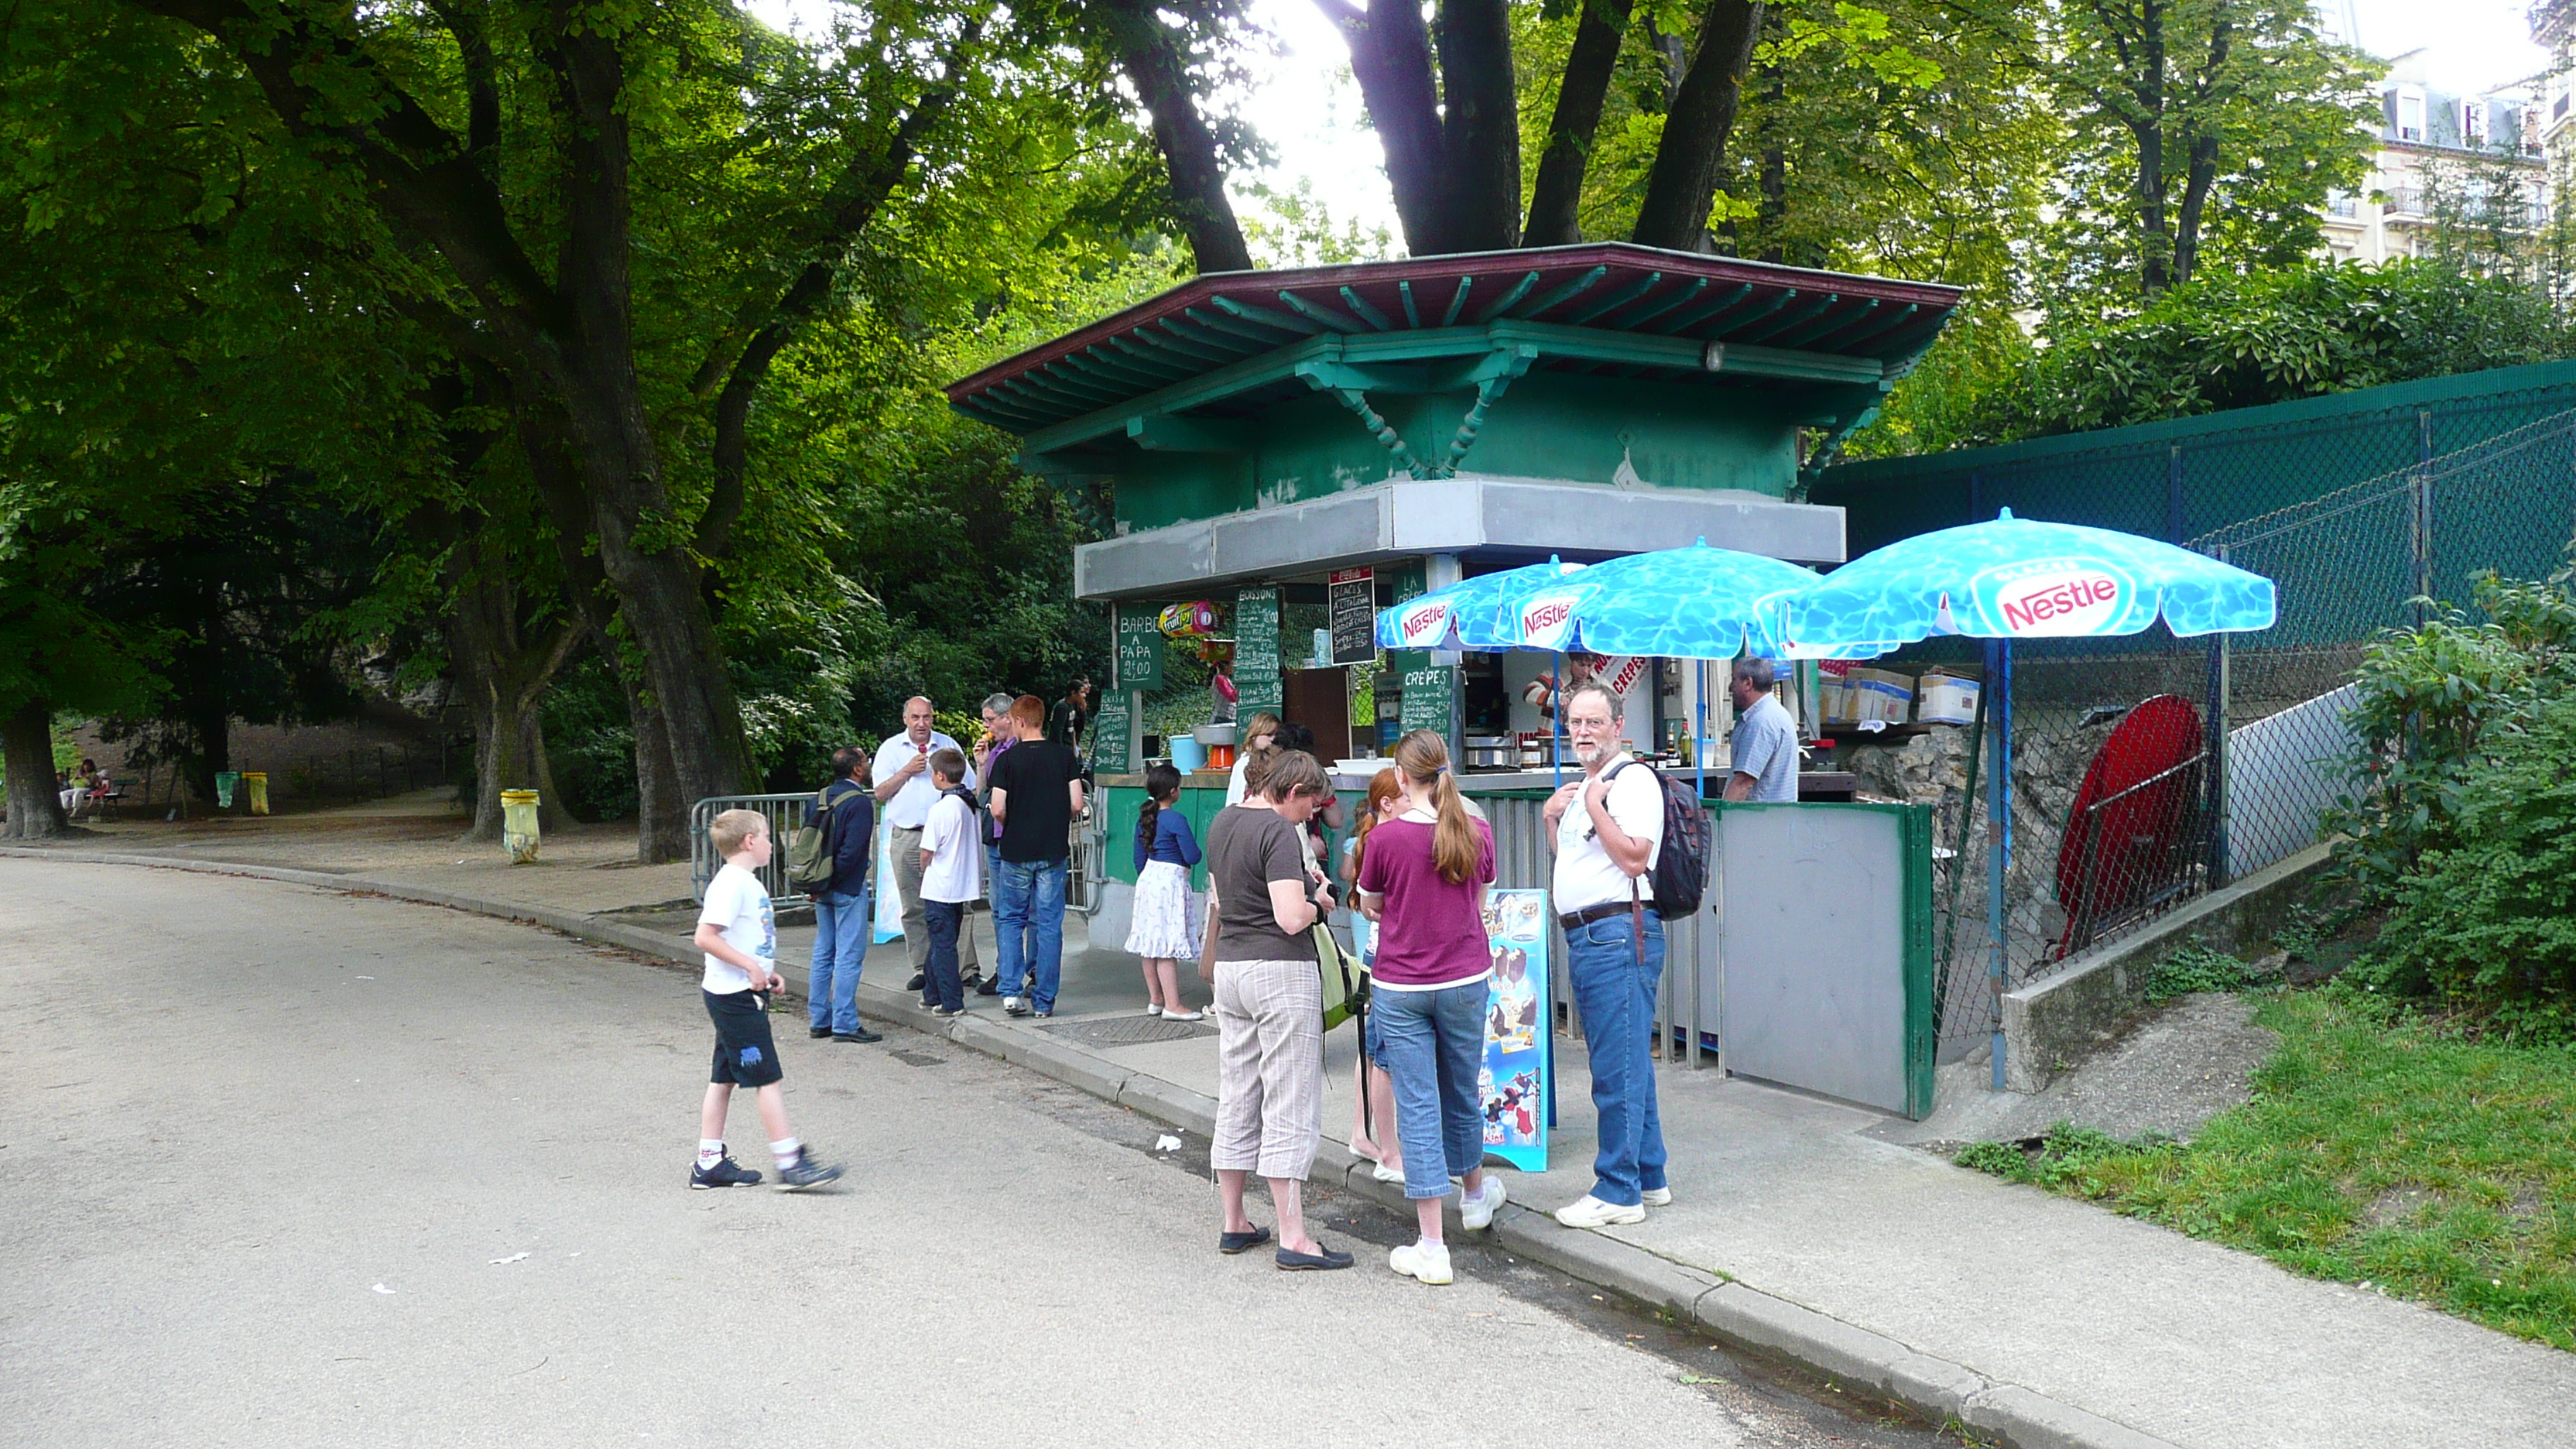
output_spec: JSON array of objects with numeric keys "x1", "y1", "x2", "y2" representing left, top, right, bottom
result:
[{"x1": 1556, "y1": 901, "x2": 1634, "y2": 930}]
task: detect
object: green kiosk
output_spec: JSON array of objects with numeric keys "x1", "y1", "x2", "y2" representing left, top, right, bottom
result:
[{"x1": 946, "y1": 242, "x2": 1960, "y2": 1118}]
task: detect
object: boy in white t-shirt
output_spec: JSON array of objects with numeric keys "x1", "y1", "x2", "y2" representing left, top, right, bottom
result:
[
  {"x1": 916, "y1": 750, "x2": 981, "y2": 1017},
  {"x1": 689, "y1": 809, "x2": 843, "y2": 1192}
]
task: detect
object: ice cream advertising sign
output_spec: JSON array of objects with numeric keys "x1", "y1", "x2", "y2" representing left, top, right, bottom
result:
[{"x1": 1968, "y1": 557, "x2": 2143, "y2": 637}]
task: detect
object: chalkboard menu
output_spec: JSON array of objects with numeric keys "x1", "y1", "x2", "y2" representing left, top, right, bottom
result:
[
  {"x1": 1398, "y1": 663, "x2": 1457, "y2": 738},
  {"x1": 1234, "y1": 587, "x2": 1279, "y2": 675},
  {"x1": 1114, "y1": 607, "x2": 1164, "y2": 693},
  {"x1": 1090, "y1": 690, "x2": 1134, "y2": 775},
  {"x1": 1328, "y1": 567, "x2": 1377, "y2": 666}
]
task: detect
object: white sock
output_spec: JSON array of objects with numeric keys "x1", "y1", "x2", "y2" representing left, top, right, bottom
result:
[
  {"x1": 771, "y1": 1137, "x2": 801, "y2": 1169},
  {"x1": 696, "y1": 1139, "x2": 724, "y2": 1170}
]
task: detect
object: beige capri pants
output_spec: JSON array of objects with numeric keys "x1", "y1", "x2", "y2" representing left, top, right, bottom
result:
[{"x1": 1211, "y1": 955, "x2": 1324, "y2": 1180}]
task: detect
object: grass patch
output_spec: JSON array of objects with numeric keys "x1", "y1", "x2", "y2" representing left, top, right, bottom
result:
[
  {"x1": 2142, "y1": 944, "x2": 2259, "y2": 1002},
  {"x1": 1956, "y1": 988, "x2": 2576, "y2": 1351}
]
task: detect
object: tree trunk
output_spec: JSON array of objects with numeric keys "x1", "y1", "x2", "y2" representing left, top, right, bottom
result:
[
  {"x1": 1436, "y1": 0, "x2": 1523, "y2": 251},
  {"x1": 1524, "y1": 0, "x2": 1637, "y2": 246},
  {"x1": 2170, "y1": 16, "x2": 2232, "y2": 288},
  {"x1": 1108, "y1": 2, "x2": 1255, "y2": 272},
  {"x1": 445, "y1": 526, "x2": 578, "y2": 840},
  {"x1": 1319, "y1": 0, "x2": 1451, "y2": 255},
  {"x1": 2131, "y1": 0, "x2": 2172, "y2": 294},
  {"x1": 2, "y1": 700, "x2": 68, "y2": 840},
  {"x1": 1631, "y1": 0, "x2": 1766, "y2": 252}
]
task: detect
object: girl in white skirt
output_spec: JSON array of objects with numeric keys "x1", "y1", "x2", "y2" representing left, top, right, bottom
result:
[{"x1": 1126, "y1": 761, "x2": 1204, "y2": 1019}]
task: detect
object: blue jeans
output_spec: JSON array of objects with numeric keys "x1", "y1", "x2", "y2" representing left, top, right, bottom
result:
[
  {"x1": 1372, "y1": 981, "x2": 1489, "y2": 1200},
  {"x1": 993, "y1": 858, "x2": 1067, "y2": 1011},
  {"x1": 807, "y1": 887, "x2": 870, "y2": 1035},
  {"x1": 1566, "y1": 911, "x2": 1668, "y2": 1208},
  {"x1": 921, "y1": 900, "x2": 967, "y2": 1012}
]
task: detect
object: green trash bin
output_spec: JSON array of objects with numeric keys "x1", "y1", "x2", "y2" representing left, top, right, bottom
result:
[{"x1": 214, "y1": 772, "x2": 240, "y2": 809}]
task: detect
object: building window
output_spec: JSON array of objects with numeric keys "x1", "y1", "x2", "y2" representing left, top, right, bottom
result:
[{"x1": 2397, "y1": 91, "x2": 2424, "y2": 142}]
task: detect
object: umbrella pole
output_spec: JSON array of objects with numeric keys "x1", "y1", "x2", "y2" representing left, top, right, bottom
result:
[
  {"x1": 1695, "y1": 659, "x2": 1709, "y2": 801},
  {"x1": 1986, "y1": 638, "x2": 2013, "y2": 1091},
  {"x1": 1552, "y1": 652, "x2": 1565, "y2": 790}
]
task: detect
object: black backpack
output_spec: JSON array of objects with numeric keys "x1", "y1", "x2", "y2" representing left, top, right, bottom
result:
[{"x1": 1609, "y1": 760, "x2": 1710, "y2": 919}]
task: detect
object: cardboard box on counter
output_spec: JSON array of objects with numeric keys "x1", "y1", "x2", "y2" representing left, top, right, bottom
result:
[
  {"x1": 1915, "y1": 667, "x2": 1982, "y2": 725},
  {"x1": 1843, "y1": 668, "x2": 1913, "y2": 724}
]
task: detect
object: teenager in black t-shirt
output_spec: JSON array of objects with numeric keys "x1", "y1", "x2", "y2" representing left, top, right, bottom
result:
[{"x1": 985, "y1": 694, "x2": 1086, "y2": 1016}]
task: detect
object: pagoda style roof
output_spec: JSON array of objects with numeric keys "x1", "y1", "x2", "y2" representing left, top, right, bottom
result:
[{"x1": 944, "y1": 242, "x2": 1964, "y2": 451}]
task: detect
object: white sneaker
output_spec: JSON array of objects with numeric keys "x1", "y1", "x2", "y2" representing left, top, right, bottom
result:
[
  {"x1": 1371, "y1": 1160, "x2": 1406, "y2": 1184},
  {"x1": 1389, "y1": 1241, "x2": 1453, "y2": 1285},
  {"x1": 1554, "y1": 1194, "x2": 1646, "y2": 1228},
  {"x1": 1459, "y1": 1175, "x2": 1507, "y2": 1231},
  {"x1": 1640, "y1": 1187, "x2": 1673, "y2": 1208},
  {"x1": 1163, "y1": 1008, "x2": 1204, "y2": 1022}
]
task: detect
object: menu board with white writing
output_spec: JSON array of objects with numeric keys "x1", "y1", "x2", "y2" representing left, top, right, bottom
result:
[{"x1": 1328, "y1": 567, "x2": 1376, "y2": 666}]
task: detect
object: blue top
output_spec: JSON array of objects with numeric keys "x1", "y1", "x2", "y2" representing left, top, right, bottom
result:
[
  {"x1": 1134, "y1": 807, "x2": 1202, "y2": 872},
  {"x1": 813, "y1": 778, "x2": 876, "y2": 895}
]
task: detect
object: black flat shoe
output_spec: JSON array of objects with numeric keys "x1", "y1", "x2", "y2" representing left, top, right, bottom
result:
[
  {"x1": 808, "y1": 1026, "x2": 833, "y2": 1039},
  {"x1": 1275, "y1": 1243, "x2": 1355, "y2": 1271},
  {"x1": 906, "y1": 971, "x2": 926, "y2": 992},
  {"x1": 1218, "y1": 1225, "x2": 1272, "y2": 1255},
  {"x1": 832, "y1": 1028, "x2": 883, "y2": 1044},
  {"x1": 975, "y1": 978, "x2": 1002, "y2": 996}
]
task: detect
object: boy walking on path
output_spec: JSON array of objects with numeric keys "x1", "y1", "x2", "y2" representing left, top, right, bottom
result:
[
  {"x1": 916, "y1": 751, "x2": 982, "y2": 1016},
  {"x1": 690, "y1": 809, "x2": 844, "y2": 1192},
  {"x1": 986, "y1": 694, "x2": 1085, "y2": 1018}
]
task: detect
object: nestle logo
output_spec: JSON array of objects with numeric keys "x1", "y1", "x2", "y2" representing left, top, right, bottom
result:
[
  {"x1": 1524, "y1": 601, "x2": 1571, "y2": 630},
  {"x1": 1403, "y1": 605, "x2": 1445, "y2": 634},
  {"x1": 1999, "y1": 573, "x2": 2119, "y2": 632}
]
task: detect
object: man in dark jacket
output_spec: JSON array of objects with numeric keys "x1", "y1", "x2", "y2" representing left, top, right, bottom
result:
[{"x1": 807, "y1": 745, "x2": 882, "y2": 1043}]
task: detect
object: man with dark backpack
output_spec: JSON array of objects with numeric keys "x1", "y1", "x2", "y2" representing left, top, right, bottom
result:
[
  {"x1": 1541, "y1": 682, "x2": 1673, "y2": 1230},
  {"x1": 794, "y1": 745, "x2": 880, "y2": 1044}
]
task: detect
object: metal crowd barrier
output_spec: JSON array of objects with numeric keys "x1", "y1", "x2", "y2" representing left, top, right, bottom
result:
[{"x1": 689, "y1": 793, "x2": 831, "y2": 905}]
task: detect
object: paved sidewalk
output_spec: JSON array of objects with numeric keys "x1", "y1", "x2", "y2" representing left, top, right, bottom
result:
[{"x1": 12, "y1": 796, "x2": 2574, "y2": 1449}]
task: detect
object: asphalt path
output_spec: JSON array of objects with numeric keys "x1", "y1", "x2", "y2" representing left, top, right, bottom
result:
[{"x1": 0, "y1": 860, "x2": 1953, "y2": 1447}]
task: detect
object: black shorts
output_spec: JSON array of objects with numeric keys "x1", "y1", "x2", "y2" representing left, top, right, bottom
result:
[{"x1": 704, "y1": 988, "x2": 784, "y2": 1087}]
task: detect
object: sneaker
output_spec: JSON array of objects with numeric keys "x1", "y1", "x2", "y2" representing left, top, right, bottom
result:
[
  {"x1": 1554, "y1": 1194, "x2": 1646, "y2": 1228},
  {"x1": 776, "y1": 1152, "x2": 844, "y2": 1191},
  {"x1": 906, "y1": 971, "x2": 926, "y2": 992},
  {"x1": 1003, "y1": 997, "x2": 1030, "y2": 1017},
  {"x1": 1032, "y1": 1010, "x2": 1053, "y2": 1019},
  {"x1": 808, "y1": 1026, "x2": 833, "y2": 1039},
  {"x1": 929, "y1": 1004, "x2": 962, "y2": 1018},
  {"x1": 689, "y1": 1156, "x2": 762, "y2": 1190},
  {"x1": 1460, "y1": 1176, "x2": 1507, "y2": 1231},
  {"x1": 1389, "y1": 1241, "x2": 1453, "y2": 1285},
  {"x1": 832, "y1": 1027, "x2": 883, "y2": 1044},
  {"x1": 1641, "y1": 1186, "x2": 1673, "y2": 1208},
  {"x1": 1162, "y1": 1008, "x2": 1203, "y2": 1022}
]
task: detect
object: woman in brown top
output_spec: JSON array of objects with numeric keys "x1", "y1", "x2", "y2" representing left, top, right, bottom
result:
[{"x1": 1203, "y1": 748, "x2": 1352, "y2": 1270}]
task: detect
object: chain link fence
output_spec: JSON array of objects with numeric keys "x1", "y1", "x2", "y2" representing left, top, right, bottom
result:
[{"x1": 1829, "y1": 398, "x2": 2576, "y2": 1057}]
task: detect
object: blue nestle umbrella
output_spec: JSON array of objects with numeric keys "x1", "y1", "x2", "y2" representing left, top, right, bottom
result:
[
  {"x1": 1770, "y1": 509, "x2": 2275, "y2": 656},
  {"x1": 1556, "y1": 540, "x2": 1841, "y2": 659},
  {"x1": 1769, "y1": 509, "x2": 2277, "y2": 1091},
  {"x1": 1374, "y1": 557, "x2": 1589, "y2": 652}
]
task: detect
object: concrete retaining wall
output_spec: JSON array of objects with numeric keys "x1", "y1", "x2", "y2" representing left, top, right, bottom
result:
[{"x1": 2001, "y1": 842, "x2": 2334, "y2": 1093}]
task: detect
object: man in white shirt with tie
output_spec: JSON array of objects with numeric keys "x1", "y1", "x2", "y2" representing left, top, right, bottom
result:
[{"x1": 874, "y1": 697, "x2": 978, "y2": 983}]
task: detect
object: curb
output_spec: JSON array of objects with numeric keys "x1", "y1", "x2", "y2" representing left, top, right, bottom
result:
[{"x1": 3, "y1": 844, "x2": 2184, "y2": 1449}]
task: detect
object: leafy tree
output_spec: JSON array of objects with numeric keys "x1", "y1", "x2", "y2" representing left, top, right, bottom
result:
[
  {"x1": 2043, "y1": 0, "x2": 2375, "y2": 297},
  {"x1": 1860, "y1": 259, "x2": 2572, "y2": 451}
]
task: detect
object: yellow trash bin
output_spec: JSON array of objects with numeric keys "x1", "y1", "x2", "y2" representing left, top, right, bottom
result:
[
  {"x1": 243, "y1": 771, "x2": 269, "y2": 816},
  {"x1": 501, "y1": 790, "x2": 542, "y2": 864}
]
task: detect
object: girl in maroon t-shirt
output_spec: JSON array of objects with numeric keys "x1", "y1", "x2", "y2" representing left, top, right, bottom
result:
[{"x1": 1355, "y1": 730, "x2": 1505, "y2": 1286}]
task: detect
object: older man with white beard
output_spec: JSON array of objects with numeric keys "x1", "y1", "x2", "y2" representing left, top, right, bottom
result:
[
  {"x1": 1540, "y1": 681, "x2": 1671, "y2": 1229},
  {"x1": 874, "y1": 696, "x2": 979, "y2": 988}
]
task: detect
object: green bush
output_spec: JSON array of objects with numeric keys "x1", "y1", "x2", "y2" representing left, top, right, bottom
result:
[
  {"x1": 2353, "y1": 692, "x2": 2576, "y2": 1037},
  {"x1": 2324, "y1": 564, "x2": 2576, "y2": 899},
  {"x1": 2145, "y1": 945, "x2": 2258, "y2": 1002}
]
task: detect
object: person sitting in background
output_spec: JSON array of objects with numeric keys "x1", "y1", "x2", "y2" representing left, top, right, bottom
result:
[
  {"x1": 57, "y1": 769, "x2": 80, "y2": 815},
  {"x1": 1224, "y1": 711, "x2": 1281, "y2": 807}
]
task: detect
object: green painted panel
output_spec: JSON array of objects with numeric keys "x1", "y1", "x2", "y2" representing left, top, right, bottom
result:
[{"x1": 1468, "y1": 374, "x2": 1797, "y2": 495}]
